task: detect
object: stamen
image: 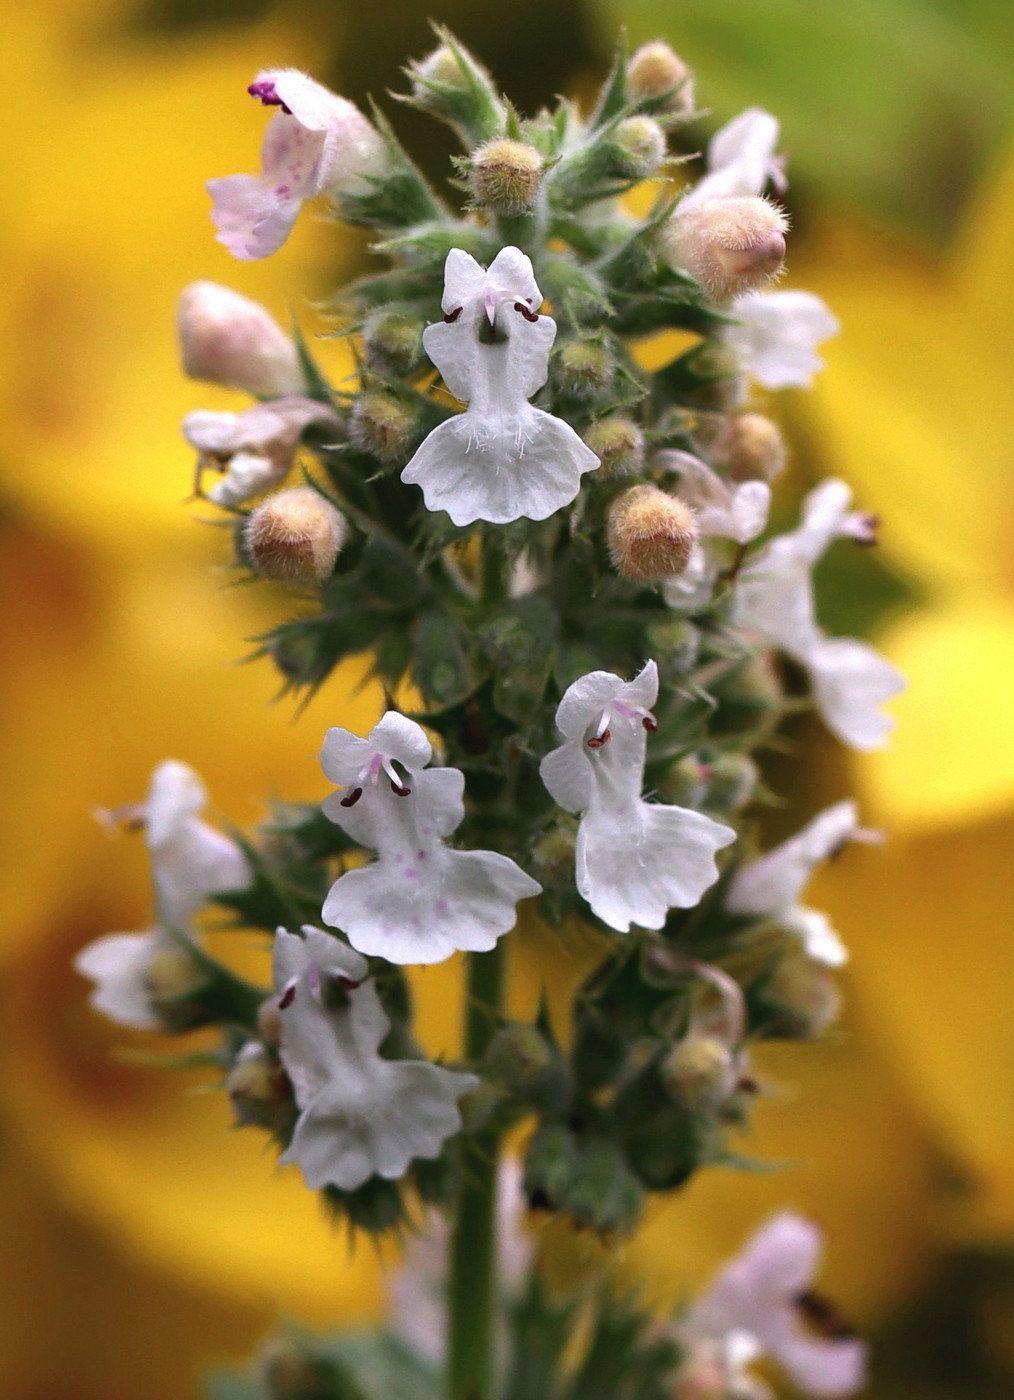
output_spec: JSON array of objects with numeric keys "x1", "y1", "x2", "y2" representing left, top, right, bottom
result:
[
  {"x1": 340, "y1": 786, "x2": 363, "y2": 808},
  {"x1": 381, "y1": 756, "x2": 412, "y2": 796},
  {"x1": 514, "y1": 302, "x2": 539, "y2": 322},
  {"x1": 390, "y1": 780, "x2": 412, "y2": 797},
  {"x1": 278, "y1": 983, "x2": 296, "y2": 1010},
  {"x1": 443, "y1": 306, "x2": 463, "y2": 324},
  {"x1": 641, "y1": 714, "x2": 658, "y2": 732},
  {"x1": 335, "y1": 975, "x2": 361, "y2": 991},
  {"x1": 246, "y1": 80, "x2": 292, "y2": 114},
  {"x1": 587, "y1": 729, "x2": 611, "y2": 749},
  {"x1": 793, "y1": 1290, "x2": 857, "y2": 1341}
]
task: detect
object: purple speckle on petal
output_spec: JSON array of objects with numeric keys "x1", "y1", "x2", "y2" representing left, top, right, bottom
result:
[
  {"x1": 248, "y1": 80, "x2": 292, "y2": 114},
  {"x1": 417, "y1": 850, "x2": 426, "y2": 860},
  {"x1": 435, "y1": 898, "x2": 450, "y2": 917}
]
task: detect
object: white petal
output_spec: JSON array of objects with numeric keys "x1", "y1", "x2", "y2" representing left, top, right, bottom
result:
[
  {"x1": 74, "y1": 931, "x2": 161, "y2": 1030},
  {"x1": 207, "y1": 171, "x2": 304, "y2": 262},
  {"x1": 681, "y1": 108, "x2": 782, "y2": 207},
  {"x1": 322, "y1": 847, "x2": 539, "y2": 965},
  {"x1": 806, "y1": 637, "x2": 905, "y2": 750},
  {"x1": 320, "y1": 729, "x2": 374, "y2": 786},
  {"x1": 207, "y1": 452, "x2": 286, "y2": 506},
  {"x1": 782, "y1": 906, "x2": 849, "y2": 966},
  {"x1": 145, "y1": 760, "x2": 206, "y2": 848},
  {"x1": 553, "y1": 670, "x2": 627, "y2": 740},
  {"x1": 727, "y1": 290, "x2": 840, "y2": 390},
  {"x1": 772, "y1": 1329, "x2": 867, "y2": 1398},
  {"x1": 725, "y1": 800, "x2": 859, "y2": 917},
  {"x1": 440, "y1": 248, "x2": 488, "y2": 314},
  {"x1": 182, "y1": 410, "x2": 245, "y2": 454},
  {"x1": 486, "y1": 246, "x2": 542, "y2": 307},
  {"x1": 539, "y1": 740, "x2": 594, "y2": 815},
  {"x1": 577, "y1": 801, "x2": 735, "y2": 932},
  {"x1": 662, "y1": 541, "x2": 716, "y2": 610}
]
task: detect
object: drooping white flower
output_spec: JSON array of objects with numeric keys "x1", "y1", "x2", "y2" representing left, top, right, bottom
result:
[
  {"x1": 320, "y1": 712, "x2": 541, "y2": 965},
  {"x1": 182, "y1": 397, "x2": 340, "y2": 507},
  {"x1": 680, "y1": 1212, "x2": 867, "y2": 1398},
  {"x1": 539, "y1": 661, "x2": 735, "y2": 932},
  {"x1": 725, "y1": 290, "x2": 840, "y2": 390},
  {"x1": 274, "y1": 926, "x2": 477, "y2": 1190},
  {"x1": 208, "y1": 69, "x2": 388, "y2": 260},
  {"x1": 177, "y1": 281, "x2": 307, "y2": 396},
  {"x1": 681, "y1": 108, "x2": 785, "y2": 208},
  {"x1": 657, "y1": 451, "x2": 771, "y2": 612},
  {"x1": 725, "y1": 801, "x2": 867, "y2": 966},
  {"x1": 734, "y1": 479, "x2": 904, "y2": 749},
  {"x1": 75, "y1": 761, "x2": 251, "y2": 1027},
  {"x1": 402, "y1": 248, "x2": 600, "y2": 525}
]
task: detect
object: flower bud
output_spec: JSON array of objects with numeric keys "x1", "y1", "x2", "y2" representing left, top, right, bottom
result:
[
  {"x1": 244, "y1": 487, "x2": 345, "y2": 586},
  {"x1": 257, "y1": 994, "x2": 283, "y2": 1045},
  {"x1": 608, "y1": 485, "x2": 698, "y2": 580},
  {"x1": 226, "y1": 1042, "x2": 293, "y2": 1131},
  {"x1": 412, "y1": 43, "x2": 467, "y2": 92},
  {"x1": 664, "y1": 196, "x2": 788, "y2": 302},
  {"x1": 177, "y1": 281, "x2": 306, "y2": 396},
  {"x1": 362, "y1": 310, "x2": 425, "y2": 376},
  {"x1": 487, "y1": 1022, "x2": 554, "y2": 1093},
  {"x1": 144, "y1": 946, "x2": 211, "y2": 1032},
  {"x1": 470, "y1": 138, "x2": 543, "y2": 214},
  {"x1": 556, "y1": 337, "x2": 615, "y2": 400},
  {"x1": 713, "y1": 412, "x2": 786, "y2": 482},
  {"x1": 350, "y1": 390, "x2": 419, "y2": 463},
  {"x1": 659, "y1": 754, "x2": 709, "y2": 808},
  {"x1": 611, "y1": 116, "x2": 668, "y2": 178},
  {"x1": 627, "y1": 40, "x2": 695, "y2": 116},
  {"x1": 763, "y1": 951, "x2": 842, "y2": 1039},
  {"x1": 582, "y1": 416, "x2": 645, "y2": 477},
  {"x1": 701, "y1": 752, "x2": 758, "y2": 812},
  {"x1": 662, "y1": 1034, "x2": 737, "y2": 1110},
  {"x1": 407, "y1": 38, "x2": 505, "y2": 146}
]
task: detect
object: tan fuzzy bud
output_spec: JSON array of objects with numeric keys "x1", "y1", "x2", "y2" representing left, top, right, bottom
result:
[
  {"x1": 350, "y1": 391, "x2": 418, "y2": 463},
  {"x1": 662, "y1": 1035, "x2": 737, "y2": 1110},
  {"x1": 226, "y1": 1043, "x2": 292, "y2": 1129},
  {"x1": 582, "y1": 416, "x2": 645, "y2": 477},
  {"x1": 471, "y1": 139, "x2": 543, "y2": 214},
  {"x1": 765, "y1": 951, "x2": 842, "y2": 1039},
  {"x1": 362, "y1": 309, "x2": 424, "y2": 376},
  {"x1": 557, "y1": 338, "x2": 615, "y2": 399},
  {"x1": 627, "y1": 40, "x2": 695, "y2": 116},
  {"x1": 713, "y1": 412, "x2": 787, "y2": 482},
  {"x1": 665, "y1": 196, "x2": 788, "y2": 302},
  {"x1": 257, "y1": 994, "x2": 283, "y2": 1045},
  {"x1": 244, "y1": 487, "x2": 345, "y2": 586},
  {"x1": 145, "y1": 945, "x2": 206, "y2": 1002},
  {"x1": 177, "y1": 282, "x2": 306, "y2": 397},
  {"x1": 608, "y1": 485, "x2": 697, "y2": 580},
  {"x1": 612, "y1": 115, "x2": 667, "y2": 178}
]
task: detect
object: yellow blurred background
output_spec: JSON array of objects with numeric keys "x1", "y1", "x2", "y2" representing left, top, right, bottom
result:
[{"x1": 4, "y1": 1, "x2": 1014, "y2": 1395}]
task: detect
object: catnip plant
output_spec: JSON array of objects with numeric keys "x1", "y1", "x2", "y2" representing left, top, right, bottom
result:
[{"x1": 77, "y1": 29, "x2": 902, "y2": 1400}]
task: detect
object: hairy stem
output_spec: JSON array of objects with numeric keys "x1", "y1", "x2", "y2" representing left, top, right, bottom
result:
[{"x1": 447, "y1": 940, "x2": 505, "y2": 1400}]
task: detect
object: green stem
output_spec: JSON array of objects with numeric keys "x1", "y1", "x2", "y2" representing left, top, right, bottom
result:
[{"x1": 447, "y1": 941, "x2": 505, "y2": 1400}]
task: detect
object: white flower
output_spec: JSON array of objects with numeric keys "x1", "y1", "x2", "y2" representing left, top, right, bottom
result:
[
  {"x1": 274, "y1": 926, "x2": 477, "y2": 1190},
  {"x1": 539, "y1": 661, "x2": 735, "y2": 932},
  {"x1": 734, "y1": 479, "x2": 905, "y2": 750},
  {"x1": 320, "y1": 712, "x2": 541, "y2": 965},
  {"x1": 177, "y1": 281, "x2": 307, "y2": 397},
  {"x1": 725, "y1": 290, "x2": 840, "y2": 390},
  {"x1": 680, "y1": 1212, "x2": 867, "y2": 1398},
  {"x1": 681, "y1": 108, "x2": 785, "y2": 208},
  {"x1": 208, "y1": 69, "x2": 387, "y2": 260},
  {"x1": 182, "y1": 397, "x2": 340, "y2": 507},
  {"x1": 75, "y1": 761, "x2": 251, "y2": 1027},
  {"x1": 725, "y1": 801, "x2": 864, "y2": 966},
  {"x1": 402, "y1": 247, "x2": 600, "y2": 525},
  {"x1": 657, "y1": 451, "x2": 771, "y2": 612}
]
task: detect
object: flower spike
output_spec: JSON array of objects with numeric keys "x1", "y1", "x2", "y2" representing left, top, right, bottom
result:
[{"x1": 402, "y1": 248, "x2": 600, "y2": 525}]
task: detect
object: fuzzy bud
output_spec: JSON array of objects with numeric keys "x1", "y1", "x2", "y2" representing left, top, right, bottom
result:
[
  {"x1": 470, "y1": 139, "x2": 543, "y2": 214},
  {"x1": 664, "y1": 196, "x2": 788, "y2": 302},
  {"x1": 257, "y1": 994, "x2": 283, "y2": 1045},
  {"x1": 226, "y1": 1042, "x2": 293, "y2": 1131},
  {"x1": 701, "y1": 752, "x2": 758, "y2": 812},
  {"x1": 362, "y1": 310, "x2": 425, "y2": 376},
  {"x1": 487, "y1": 1022, "x2": 554, "y2": 1093},
  {"x1": 763, "y1": 952, "x2": 842, "y2": 1039},
  {"x1": 713, "y1": 412, "x2": 787, "y2": 482},
  {"x1": 244, "y1": 487, "x2": 345, "y2": 586},
  {"x1": 407, "y1": 39, "x2": 505, "y2": 147},
  {"x1": 177, "y1": 282, "x2": 306, "y2": 397},
  {"x1": 557, "y1": 338, "x2": 615, "y2": 400},
  {"x1": 608, "y1": 485, "x2": 698, "y2": 580},
  {"x1": 662, "y1": 1035, "x2": 738, "y2": 1110},
  {"x1": 144, "y1": 946, "x2": 211, "y2": 1032},
  {"x1": 627, "y1": 40, "x2": 695, "y2": 116},
  {"x1": 412, "y1": 44, "x2": 467, "y2": 93},
  {"x1": 582, "y1": 416, "x2": 645, "y2": 477},
  {"x1": 350, "y1": 391, "x2": 419, "y2": 463},
  {"x1": 611, "y1": 115, "x2": 667, "y2": 178}
]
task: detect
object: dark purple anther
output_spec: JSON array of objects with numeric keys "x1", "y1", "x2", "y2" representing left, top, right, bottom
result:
[
  {"x1": 587, "y1": 730, "x2": 611, "y2": 749},
  {"x1": 340, "y1": 786, "x2": 363, "y2": 808},
  {"x1": 514, "y1": 302, "x2": 539, "y2": 322},
  {"x1": 390, "y1": 781, "x2": 412, "y2": 797},
  {"x1": 641, "y1": 715, "x2": 658, "y2": 732},
  {"x1": 336, "y1": 975, "x2": 362, "y2": 991},
  {"x1": 247, "y1": 80, "x2": 292, "y2": 114},
  {"x1": 443, "y1": 306, "x2": 463, "y2": 324},
  {"x1": 278, "y1": 984, "x2": 296, "y2": 1010},
  {"x1": 853, "y1": 513, "x2": 880, "y2": 547}
]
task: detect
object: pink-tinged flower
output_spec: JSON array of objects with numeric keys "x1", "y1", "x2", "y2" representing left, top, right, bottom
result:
[
  {"x1": 539, "y1": 661, "x2": 735, "y2": 932},
  {"x1": 320, "y1": 713, "x2": 540, "y2": 965},
  {"x1": 726, "y1": 290, "x2": 840, "y2": 390},
  {"x1": 402, "y1": 247, "x2": 600, "y2": 525},
  {"x1": 177, "y1": 281, "x2": 307, "y2": 396},
  {"x1": 725, "y1": 801, "x2": 873, "y2": 966},
  {"x1": 182, "y1": 396, "x2": 340, "y2": 507},
  {"x1": 734, "y1": 479, "x2": 905, "y2": 750},
  {"x1": 681, "y1": 108, "x2": 786, "y2": 208},
  {"x1": 208, "y1": 69, "x2": 388, "y2": 260},
  {"x1": 680, "y1": 1212, "x2": 867, "y2": 1398},
  {"x1": 273, "y1": 927, "x2": 477, "y2": 1190},
  {"x1": 75, "y1": 761, "x2": 251, "y2": 1028}
]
